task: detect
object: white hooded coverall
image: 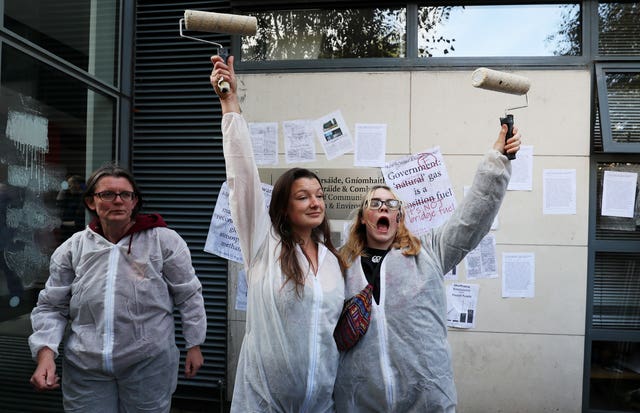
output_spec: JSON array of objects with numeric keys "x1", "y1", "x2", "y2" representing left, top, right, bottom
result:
[
  {"x1": 222, "y1": 112, "x2": 345, "y2": 413},
  {"x1": 29, "y1": 214, "x2": 206, "y2": 411},
  {"x1": 334, "y1": 150, "x2": 511, "y2": 413}
]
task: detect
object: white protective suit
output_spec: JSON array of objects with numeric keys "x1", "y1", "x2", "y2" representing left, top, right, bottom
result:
[
  {"x1": 334, "y1": 150, "x2": 511, "y2": 413},
  {"x1": 29, "y1": 214, "x2": 206, "y2": 378},
  {"x1": 223, "y1": 112, "x2": 345, "y2": 413}
]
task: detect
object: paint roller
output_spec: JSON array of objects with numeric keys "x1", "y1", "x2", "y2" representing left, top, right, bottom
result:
[
  {"x1": 179, "y1": 10, "x2": 257, "y2": 93},
  {"x1": 471, "y1": 68, "x2": 531, "y2": 160}
]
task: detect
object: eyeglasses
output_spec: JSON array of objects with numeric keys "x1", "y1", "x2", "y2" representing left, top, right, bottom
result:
[
  {"x1": 367, "y1": 198, "x2": 401, "y2": 210},
  {"x1": 93, "y1": 191, "x2": 137, "y2": 201}
]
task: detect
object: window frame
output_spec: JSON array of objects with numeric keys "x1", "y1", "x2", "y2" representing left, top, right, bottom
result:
[
  {"x1": 585, "y1": 153, "x2": 640, "y2": 411},
  {"x1": 231, "y1": 0, "x2": 591, "y2": 73},
  {"x1": 585, "y1": 2, "x2": 640, "y2": 406},
  {"x1": 0, "y1": 1, "x2": 131, "y2": 410}
]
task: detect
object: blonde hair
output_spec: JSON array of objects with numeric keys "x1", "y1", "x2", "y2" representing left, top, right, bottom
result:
[{"x1": 340, "y1": 185, "x2": 421, "y2": 267}]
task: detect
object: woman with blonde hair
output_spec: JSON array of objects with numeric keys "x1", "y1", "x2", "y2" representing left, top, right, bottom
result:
[{"x1": 335, "y1": 126, "x2": 521, "y2": 413}]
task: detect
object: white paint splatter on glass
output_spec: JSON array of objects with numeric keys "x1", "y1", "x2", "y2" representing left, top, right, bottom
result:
[
  {"x1": 5, "y1": 111, "x2": 50, "y2": 192},
  {"x1": 8, "y1": 164, "x2": 61, "y2": 192},
  {"x1": 5, "y1": 111, "x2": 49, "y2": 151},
  {"x1": 4, "y1": 244, "x2": 51, "y2": 287},
  {"x1": 6, "y1": 198, "x2": 60, "y2": 231}
]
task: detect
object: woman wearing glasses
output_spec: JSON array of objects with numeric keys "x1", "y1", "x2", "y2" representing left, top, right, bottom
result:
[
  {"x1": 335, "y1": 127, "x2": 521, "y2": 413},
  {"x1": 29, "y1": 164, "x2": 206, "y2": 412}
]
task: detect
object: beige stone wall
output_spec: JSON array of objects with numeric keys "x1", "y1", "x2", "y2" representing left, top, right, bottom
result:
[{"x1": 226, "y1": 69, "x2": 590, "y2": 412}]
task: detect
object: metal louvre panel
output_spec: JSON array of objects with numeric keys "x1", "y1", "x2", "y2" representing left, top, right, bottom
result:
[
  {"x1": 598, "y1": 2, "x2": 640, "y2": 56},
  {"x1": 593, "y1": 252, "x2": 640, "y2": 330},
  {"x1": 133, "y1": 0, "x2": 231, "y2": 398},
  {"x1": 0, "y1": 336, "x2": 64, "y2": 412},
  {"x1": 592, "y1": 103, "x2": 603, "y2": 153}
]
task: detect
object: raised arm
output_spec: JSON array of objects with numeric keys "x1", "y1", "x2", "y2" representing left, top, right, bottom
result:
[
  {"x1": 211, "y1": 55, "x2": 241, "y2": 114},
  {"x1": 210, "y1": 55, "x2": 270, "y2": 268},
  {"x1": 429, "y1": 124, "x2": 521, "y2": 274}
]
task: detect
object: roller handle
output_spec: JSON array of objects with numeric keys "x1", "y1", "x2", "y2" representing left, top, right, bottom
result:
[
  {"x1": 500, "y1": 114, "x2": 516, "y2": 160},
  {"x1": 217, "y1": 47, "x2": 230, "y2": 94}
]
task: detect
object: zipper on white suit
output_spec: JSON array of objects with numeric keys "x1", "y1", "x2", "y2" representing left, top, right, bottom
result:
[
  {"x1": 102, "y1": 245, "x2": 119, "y2": 373},
  {"x1": 376, "y1": 259, "x2": 395, "y2": 411},
  {"x1": 300, "y1": 274, "x2": 322, "y2": 413}
]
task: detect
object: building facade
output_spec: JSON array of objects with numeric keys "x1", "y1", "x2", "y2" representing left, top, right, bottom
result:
[{"x1": 0, "y1": 1, "x2": 638, "y2": 412}]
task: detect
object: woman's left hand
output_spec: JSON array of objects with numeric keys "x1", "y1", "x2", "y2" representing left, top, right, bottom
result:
[
  {"x1": 493, "y1": 124, "x2": 522, "y2": 157},
  {"x1": 184, "y1": 345, "x2": 204, "y2": 378}
]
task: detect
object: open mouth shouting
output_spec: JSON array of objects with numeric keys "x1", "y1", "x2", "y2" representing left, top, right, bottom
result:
[
  {"x1": 362, "y1": 188, "x2": 402, "y2": 249},
  {"x1": 376, "y1": 216, "x2": 390, "y2": 233}
]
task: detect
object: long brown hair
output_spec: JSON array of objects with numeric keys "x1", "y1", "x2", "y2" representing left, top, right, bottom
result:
[
  {"x1": 269, "y1": 168, "x2": 345, "y2": 295},
  {"x1": 341, "y1": 185, "x2": 421, "y2": 267}
]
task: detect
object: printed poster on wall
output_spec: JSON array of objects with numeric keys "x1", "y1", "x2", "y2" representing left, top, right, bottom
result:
[
  {"x1": 446, "y1": 283, "x2": 479, "y2": 329},
  {"x1": 313, "y1": 110, "x2": 354, "y2": 160},
  {"x1": 382, "y1": 146, "x2": 456, "y2": 236},
  {"x1": 204, "y1": 181, "x2": 273, "y2": 263}
]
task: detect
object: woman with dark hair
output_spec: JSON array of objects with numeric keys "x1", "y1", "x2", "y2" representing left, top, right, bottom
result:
[
  {"x1": 29, "y1": 163, "x2": 207, "y2": 412},
  {"x1": 211, "y1": 55, "x2": 346, "y2": 412},
  {"x1": 335, "y1": 127, "x2": 521, "y2": 412}
]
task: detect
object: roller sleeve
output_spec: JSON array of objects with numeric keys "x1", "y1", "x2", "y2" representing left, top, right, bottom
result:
[
  {"x1": 471, "y1": 67, "x2": 530, "y2": 96},
  {"x1": 184, "y1": 10, "x2": 257, "y2": 36}
]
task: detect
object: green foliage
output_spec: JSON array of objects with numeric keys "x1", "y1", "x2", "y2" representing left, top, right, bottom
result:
[
  {"x1": 243, "y1": 7, "x2": 457, "y2": 61},
  {"x1": 548, "y1": 2, "x2": 639, "y2": 57}
]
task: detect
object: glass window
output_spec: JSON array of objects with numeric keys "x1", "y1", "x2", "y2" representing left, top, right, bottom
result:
[
  {"x1": 241, "y1": 8, "x2": 406, "y2": 60},
  {"x1": 596, "y1": 66, "x2": 640, "y2": 152},
  {"x1": 598, "y1": 2, "x2": 640, "y2": 56},
  {"x1": 590, "y1": 340, "x2": 640, "y2": 411},
  {"x1": 604, "y1": 72, "x2": 640, "y2": 144},
  {"x1": 241, "y1": 3, "x2": 581, "y2": 61},
  {"x1": 596, "y1": 162, "x2": 640, "y2": 241},
  {"x1": 418, "y1": 4, "x2": 581, "y2": 57},
  {"x1": 0, "y1": 45, "x2": 115, "y2": 335},
  {"x1": 3, "y1": 0, "x2": 120, "y2": 85},
  {"x1": 592, "y1": 252, "x2": 640, "y2": 330},
  {"x1": 595, "y1": 162, "x2": 640, "y2": 239}
]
